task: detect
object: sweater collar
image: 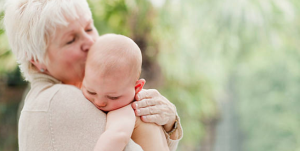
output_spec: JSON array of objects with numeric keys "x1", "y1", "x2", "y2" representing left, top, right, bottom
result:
[{"x1": 31, "y1": 72, "x2": 62, "y2": 85}]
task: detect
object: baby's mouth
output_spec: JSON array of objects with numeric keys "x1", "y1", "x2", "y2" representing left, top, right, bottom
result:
[{"x1": 95, "y1": 105, "x2": 110, "y2": 112}]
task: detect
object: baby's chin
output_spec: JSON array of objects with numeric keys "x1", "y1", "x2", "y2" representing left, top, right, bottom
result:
[
  {"x1": 97, "y1": 106, "x2": 118, "y2": 112},
  {"x1": 95, "y1": 106, "x2": 110, "y2": 112},
  {"x1": 97, "y1": 105, "x2": 126, "y2": 112}
]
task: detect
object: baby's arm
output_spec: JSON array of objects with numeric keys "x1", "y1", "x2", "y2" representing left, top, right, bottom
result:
[
  {"x1": 93, "y1": 104, "x2": 135, "y2": 151},
  {"x1": 132, "y1": 117, "x2": 169, "y2": 151}
]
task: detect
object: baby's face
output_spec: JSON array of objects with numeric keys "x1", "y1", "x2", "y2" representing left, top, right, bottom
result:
[{"x1": 82, "y1": 66, "x2": 136, "y2": 112}]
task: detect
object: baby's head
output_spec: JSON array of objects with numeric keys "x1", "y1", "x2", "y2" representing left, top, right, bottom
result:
[{"x1": 82, "y1": 34, "x2": 145, "y2": 111}]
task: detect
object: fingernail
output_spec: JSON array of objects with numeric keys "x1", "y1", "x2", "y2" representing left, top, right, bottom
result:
[
  {"x1": 135, "y1": 103, "x2": 138, "y2": 108},
  {"x1": 137, "y1": 109, "x2": 140, "y2": 115}
]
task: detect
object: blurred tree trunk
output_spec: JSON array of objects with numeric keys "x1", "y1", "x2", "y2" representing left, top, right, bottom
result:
[
  {"x1": 127, "y1": 1, "x2": 162, "y2": 88},
  {"x1": 200, "y1": 117, "x2": 219, "y2": 151},
  {"x1": 0, "y1": 80, "x2": 27, "y2": 151},
  {"x1": 213, "y1": 74, "x2": 244, "y2": 151}
]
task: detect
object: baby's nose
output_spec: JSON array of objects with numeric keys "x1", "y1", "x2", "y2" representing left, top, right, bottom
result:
[{"x1": 95, "y1": 100, "x2": 107, "y2": 107}]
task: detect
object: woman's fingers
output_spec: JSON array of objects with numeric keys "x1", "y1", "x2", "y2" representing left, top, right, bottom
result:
[
  {"x1": 135, "y1": 106, "x2": 160, "y2": 116},
  {"x1": 134, "y1": 98, "x2": 158, "y2": 109},
  {"x1": 134, "y1": 88, "x2": 177, "y2": 126},
  {"x1": 135, "y1": 89, "x2": 159, "y2": 101},
  {"x1": 141, "y1": 114, "x2": 160, "y2": 123},
  {"x1": 136, "y1": 104, "x2": 174, "y2": 125}
]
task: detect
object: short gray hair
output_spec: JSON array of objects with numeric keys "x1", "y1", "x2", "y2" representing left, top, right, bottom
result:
[{"x1": 4, "y1": 0, "x2": 91, "y2": 81}]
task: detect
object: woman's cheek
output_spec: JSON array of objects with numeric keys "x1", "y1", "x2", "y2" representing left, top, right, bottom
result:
[
  {"x1": 70, "y1": 51, "x2": 84, "y2": 62},
  {"x1": 67, "y1": 46, "x2": 84, "y2": 61}
]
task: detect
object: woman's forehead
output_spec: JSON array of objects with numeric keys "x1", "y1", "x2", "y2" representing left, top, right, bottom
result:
[
  {"x1": 60, "y1": 13, "x2": 92, "y2": 30},
  {"x1": 53, "y1": 14, "x2": 93, "y2": 39}
]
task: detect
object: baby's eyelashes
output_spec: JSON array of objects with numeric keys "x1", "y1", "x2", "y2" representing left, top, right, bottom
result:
[
  {"x1": 107, "y1": 96, "x2": 120, "y2": 100},
  {"x1": 87, "y1": 90, "x2": 97, "y2": 95}
]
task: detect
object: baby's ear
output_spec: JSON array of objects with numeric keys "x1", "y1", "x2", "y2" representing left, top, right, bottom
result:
[{"x1": 135, "y1": 79, "x2": 146, "y2": 94}]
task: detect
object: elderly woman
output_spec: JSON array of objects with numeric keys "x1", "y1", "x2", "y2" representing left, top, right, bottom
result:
[{"x1": 4, "y1": 0, "x2": 182, "y2": 150}]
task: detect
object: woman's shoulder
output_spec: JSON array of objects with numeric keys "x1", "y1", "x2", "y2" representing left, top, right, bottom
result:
[
  {"x1": 22, "y1": 83, "x2": 107, "y2": 151},
  {"x1": 50, "y1": 84, "x2": 101, "y2": 113},
  {"x1": 53, "y1": 83, "x2": 82, "y2": 98},
  {"x1": 25, "y1": 82, "x2": 104, "y2": 117},
  {"x1": 49, "y1": 83, "x2": 106, "y2": 124}
]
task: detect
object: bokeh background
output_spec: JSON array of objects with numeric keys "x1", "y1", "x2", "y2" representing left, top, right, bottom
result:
[{"x1": 1, "y1": 0, "x2": 300, "y2": 151}]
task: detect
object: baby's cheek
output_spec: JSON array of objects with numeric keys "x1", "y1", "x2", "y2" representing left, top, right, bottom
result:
[
  {"x1": 112, "y1": 99, "x2": 131, "y2": 110},
  {"x1": 82, "y1": 91, "x2": 93, "y2": 102},
  {"x1": 112, "y1": 101, "x2": 125, "y2": 110}
]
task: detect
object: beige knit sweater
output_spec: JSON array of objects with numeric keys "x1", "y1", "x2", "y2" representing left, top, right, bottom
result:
[{"x1": 18, "y1": 73, "x2": 182, "y2": 151}]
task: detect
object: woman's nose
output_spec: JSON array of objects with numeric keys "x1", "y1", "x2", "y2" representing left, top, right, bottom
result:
[{"x1": 81, "y1": 34, "x2": 95, "y2": 52}]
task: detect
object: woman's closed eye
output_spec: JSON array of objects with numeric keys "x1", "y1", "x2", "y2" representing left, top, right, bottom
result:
[
  {"x1": 67, "y1": 37, "x2": 75, "y2": 44},
  {"x1": 86, "y1": 28, "x2": 93, "y2": 32},
  {"x1": 66, "y1": 28, "x2": 92, "y2": 45}
]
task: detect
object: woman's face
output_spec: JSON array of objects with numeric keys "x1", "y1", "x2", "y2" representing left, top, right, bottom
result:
[{"x1": 46, "y1": 14, "x2": 99, "y2": 86}]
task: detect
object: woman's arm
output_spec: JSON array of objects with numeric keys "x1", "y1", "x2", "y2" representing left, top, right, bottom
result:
[{"x1": 94, "y1": 104, "x2": 135, "y2": 151}]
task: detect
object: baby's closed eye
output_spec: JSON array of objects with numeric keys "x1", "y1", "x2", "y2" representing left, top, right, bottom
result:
[
  {"x1": 87, "y1": 90, "x2": 97, "y2": 95},
  {"x1": 107, "y1": 96, "x2": 121, "y2": 100}
]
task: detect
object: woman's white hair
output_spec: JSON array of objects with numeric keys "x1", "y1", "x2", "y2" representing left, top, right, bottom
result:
[{"x1": 3, "y1": 0, "x2": 91, "y2": 82}]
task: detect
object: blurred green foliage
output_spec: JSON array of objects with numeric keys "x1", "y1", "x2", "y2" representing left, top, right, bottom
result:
[
  {"x1": 155, "y1": 0, "x2": 300, "y2": 151},
  {"x1": 153, "y1": 0, "x2": 300, "y2": 150},
  {"x1": 0, "y1": 101, "x2": 19, "y2": 151},
  {"x1": 1, "y1": 0, "x2": 300, "y2": 151},
  {"x1": 88, "y1": 0, "x2": 130, "y2": 35},
  {"x1": 0, "y1": 9, "x2": 16, "y2": 75}
]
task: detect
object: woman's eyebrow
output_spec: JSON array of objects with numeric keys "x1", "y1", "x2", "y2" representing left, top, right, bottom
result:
[
  {"x1": 86, "y1": 19, "x2": 93, "y2": 27},
  {"x1": 61, "y1": 30, "x2": 74, "y2": 40}
]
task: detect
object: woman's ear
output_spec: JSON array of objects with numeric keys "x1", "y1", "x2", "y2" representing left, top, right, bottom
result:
[
  {"x1": 30, "y1": 59, "x2": 47, "y2": 72},
  {"x1": 135, "y1": 79, "x2": 146, "y2": 94}
]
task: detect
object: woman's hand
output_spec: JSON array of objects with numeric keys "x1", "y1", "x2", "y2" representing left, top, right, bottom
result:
[{"x1": 132, "y1": 89, "x2": 177, "y2": 132}]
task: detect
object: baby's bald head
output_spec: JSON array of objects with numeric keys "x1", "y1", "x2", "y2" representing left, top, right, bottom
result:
[{"x1": 86, "y1": 34, "x2": 142, "y2": 81}]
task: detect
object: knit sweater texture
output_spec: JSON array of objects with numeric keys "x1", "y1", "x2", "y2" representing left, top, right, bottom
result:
[{"x1": 18, "y1": 73, "x2": 182, "y2": 151}]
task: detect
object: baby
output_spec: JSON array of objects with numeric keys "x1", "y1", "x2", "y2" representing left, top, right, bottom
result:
[{"x1": 81, "y1": 34, "x2": 169, "y2": 151}]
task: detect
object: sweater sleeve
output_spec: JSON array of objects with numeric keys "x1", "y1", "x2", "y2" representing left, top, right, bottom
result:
[{"x1": 165, "y1": 115, "x2": 184, "y2": 151}]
